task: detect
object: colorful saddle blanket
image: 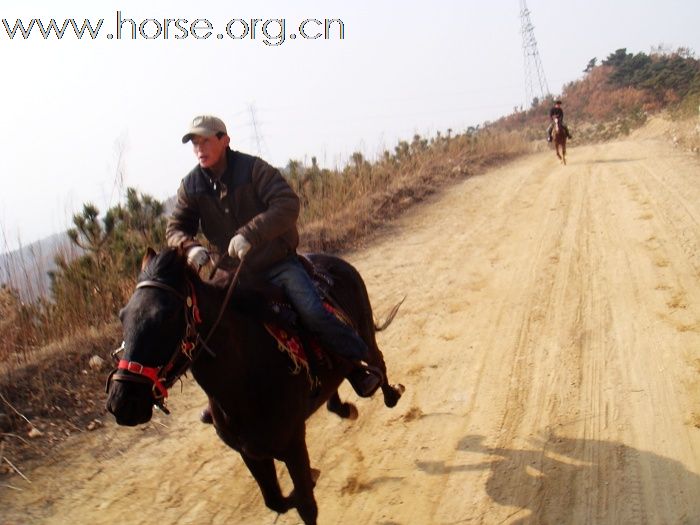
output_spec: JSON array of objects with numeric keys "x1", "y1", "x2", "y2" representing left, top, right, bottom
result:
[{"x1": 264, "y1": 301, "x2": 352, "y2": 379}]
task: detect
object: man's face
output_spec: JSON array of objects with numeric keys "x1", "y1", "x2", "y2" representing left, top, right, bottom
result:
[{"x1": 191, "y1": 134, "x2": 230, "y2": 168}]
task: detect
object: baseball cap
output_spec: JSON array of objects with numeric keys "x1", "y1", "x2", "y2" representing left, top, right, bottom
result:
[{"x1": 181, "y1": 115, "x2": 227, "y2": 143}]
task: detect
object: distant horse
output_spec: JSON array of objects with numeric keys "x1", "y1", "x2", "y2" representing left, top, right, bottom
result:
[
  {"x1": 105, "y1": 248, "x2": 404, "y2": 525},
  {"x1": 553, "y1": 116, "x2": 567, "y2": 165}
]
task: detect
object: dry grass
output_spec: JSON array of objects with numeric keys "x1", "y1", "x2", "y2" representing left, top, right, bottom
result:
[
  {"x1": 0, "y1": 238, "x2": 119, "y2": 367},
  {"x1": 295, "y1": 130, "x2": 530, "y2": 252},
  {"x1": 669, "y1": 106, "x2": 700, "y2": 154},
  {"x1": 489, "y1": 63, "x2": 692, "y2": 145},
  {"x1": 0, "y1": 323, "x2": 121, "y2": 472}
]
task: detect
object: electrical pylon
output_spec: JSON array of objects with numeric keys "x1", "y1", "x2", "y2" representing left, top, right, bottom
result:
[{"x1": 519, "y1": 0, "x2": 550, "y2": 107}]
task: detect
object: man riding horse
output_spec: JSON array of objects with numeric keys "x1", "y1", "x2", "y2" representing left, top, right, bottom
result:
[
  {"x1": 166, "y1": 115, "x2": 381, "y2": 422},
  {"x1": 546, "y1": 100, "x2": 572, "y2": 142}
]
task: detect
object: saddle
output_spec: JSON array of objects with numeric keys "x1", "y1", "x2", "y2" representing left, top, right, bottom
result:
[
  {"x1": 233, "y1": 255, "x2": 340, "y2": 329},
  {"x1": 229, "y1": 255, "x2": 380, "y2": 397}
]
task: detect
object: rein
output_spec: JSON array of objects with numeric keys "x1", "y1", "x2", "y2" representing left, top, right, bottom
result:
[
  {"x1": 108, "y1": 258, "x2": 245, "y2": 413},
  {"x1": 201, "y1": 258, "x2": 245, "y2": 349}
]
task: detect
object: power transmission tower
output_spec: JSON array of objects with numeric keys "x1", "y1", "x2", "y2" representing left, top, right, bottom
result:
[
  {"x1": 248, "y1": 103, "x2": 264, "y2": 156},
  {"x1": 519, "y1": 0, "x2": 550, "y2": 107}
]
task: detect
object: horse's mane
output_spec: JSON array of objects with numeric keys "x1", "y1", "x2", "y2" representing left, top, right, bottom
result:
[
  {"x1": 136, "y1": 248, "x2": 276, "y2": 320},
  {"x1": 138, "y1": 247, "x2": 197, "y2": 287}
]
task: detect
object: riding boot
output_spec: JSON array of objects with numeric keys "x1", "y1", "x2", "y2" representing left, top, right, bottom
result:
[
  {"x1": 346, "y1": 362, "x2": 384, "y2": 397},
  {"x1": 200, "y1": 403, "x2": 213, "y2": 424}
]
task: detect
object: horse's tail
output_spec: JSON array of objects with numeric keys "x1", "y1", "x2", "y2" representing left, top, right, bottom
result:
[{"x1": 374, "y1": 296, "x2": 406, "y2": 332}]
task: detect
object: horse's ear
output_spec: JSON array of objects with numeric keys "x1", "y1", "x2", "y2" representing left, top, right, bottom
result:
[{"x1": 141, "y1": 247, "x2": 157, "y2": 271}]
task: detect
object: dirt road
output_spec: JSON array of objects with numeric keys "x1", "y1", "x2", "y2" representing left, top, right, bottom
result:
[{"x1": 3, "y1": 120, "x2": 700, "y2": 524}]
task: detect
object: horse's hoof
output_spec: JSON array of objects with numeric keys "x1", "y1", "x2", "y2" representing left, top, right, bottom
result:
[
  {"x1": 346, "y1": 404, "x2": 359, "y2": 420},
  {"x1": 267, "y1": 497, "x2": 292, "y2": 514},
  {"x1": 199, "y1": 406, "x2": 213, "y2": 424},
  {"x1": 383, "y1": 383, "x2": 405, "y2": 408}
]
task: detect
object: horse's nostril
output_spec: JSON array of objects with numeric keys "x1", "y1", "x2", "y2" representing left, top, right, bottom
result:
[{"x1": 105, "y1": 386, "x2": 155, "y2": 427}]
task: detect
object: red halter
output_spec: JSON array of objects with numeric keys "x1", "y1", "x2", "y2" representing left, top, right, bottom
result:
[
  {"x1": 112, "y1": 279, "x2": 202, "y2": 405},
  {"x1": 117, "y1": 359, "x2": 169, "y2": 399}
]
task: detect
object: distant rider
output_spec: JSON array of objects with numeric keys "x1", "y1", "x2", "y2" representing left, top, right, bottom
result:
[{"x1": 547, "y1": 100, "x2": 572, "y2": 142}]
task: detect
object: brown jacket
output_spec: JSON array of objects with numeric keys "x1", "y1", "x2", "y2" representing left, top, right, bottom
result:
[{"x1": 166, "y1": 148, "x2": 300, "y2": 272}]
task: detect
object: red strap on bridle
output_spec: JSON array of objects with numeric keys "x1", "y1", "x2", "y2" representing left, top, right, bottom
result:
[
  {"x1": 186, "y1": 280, "x2": 202, "y2": 325},
  {"x1": 117, "y1": 359, "x2": 169, "y2": 399}
]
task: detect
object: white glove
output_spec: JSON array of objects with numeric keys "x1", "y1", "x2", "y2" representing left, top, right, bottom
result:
[
  {"x1": 228, "y1": 234, "x2": 251, "y2": 260},
  {"x1": 186, "y1": 246, "x2": 210, "y2": 269}
]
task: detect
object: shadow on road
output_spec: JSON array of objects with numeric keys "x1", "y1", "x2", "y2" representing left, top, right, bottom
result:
[
  {"x1": 416, "y1": 432, "x2": 700, "y2": 524},
  {"x1": 563, "y1": 158, "x2": 645, "y2": 165}
]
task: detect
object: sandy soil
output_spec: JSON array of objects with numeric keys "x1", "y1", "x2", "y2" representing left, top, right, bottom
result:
[{"x1": 2, "y1": 123, "x2": 700, "y2": 524}]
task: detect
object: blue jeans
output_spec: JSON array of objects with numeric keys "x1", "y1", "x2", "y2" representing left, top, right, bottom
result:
[{"x1": 264, "y1": 255, "x2": 369, "y2": 361}]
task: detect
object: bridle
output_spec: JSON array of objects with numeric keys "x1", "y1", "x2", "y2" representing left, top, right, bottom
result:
[
  {"x1": 107, "y1": 279, "x2": 204, "y2": 414},
  {"x1": 107, "y1": 260, "x2": 244, "y2": 414}
]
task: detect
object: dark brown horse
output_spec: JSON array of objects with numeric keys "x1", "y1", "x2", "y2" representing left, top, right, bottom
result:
[
  {"x1": 553, "y1": 116, "x2": 567, "y2": 165},
  {"x1": 105, "y1": 247, "x2": 404, "y2": 525}
]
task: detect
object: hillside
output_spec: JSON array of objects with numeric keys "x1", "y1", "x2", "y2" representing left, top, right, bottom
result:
[
  {"x1": 0, "y1": 232, "x2": 75, "y2": 301},
  {"x1": 492, "y1": 47, "x2": 700, "y2": 144}
]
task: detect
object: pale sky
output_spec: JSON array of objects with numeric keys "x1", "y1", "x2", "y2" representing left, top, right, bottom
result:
[{"x1": 1, "y1": 0, "x2": 699, "y2": 252}]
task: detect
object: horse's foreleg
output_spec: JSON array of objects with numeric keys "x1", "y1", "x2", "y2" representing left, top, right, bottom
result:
[
  {"x1": 283, "y1": 432, "x2": 318, "y2": 525},
  {"x1": 326, "y1": 390, "x2": 358, "y2": 419},
  {"x1": 240, "y1": 453, "x2": 292, "y2": 515},
  {"x1": 562, "y1": 142, "x2": 567, "y2": 164}
]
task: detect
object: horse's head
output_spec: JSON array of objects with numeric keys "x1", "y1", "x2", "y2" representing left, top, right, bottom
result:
[{"x1": 106, "y1": 247, "x2": 200, "y2": 426}]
